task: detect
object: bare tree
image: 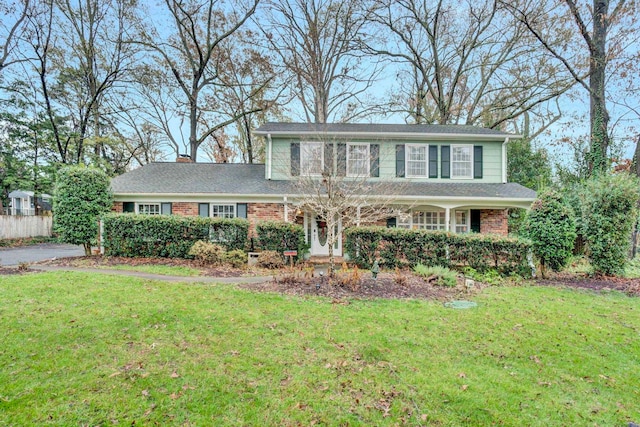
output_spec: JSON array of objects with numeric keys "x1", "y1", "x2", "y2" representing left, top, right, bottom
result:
[
  {"x1": 133, "y1": 0, "x2": 260, "y2": 162},
  {"x1": 262, "y1": 0, "x2": 380, "y2": 123},
  {"x1": 22, "y1": 0, "x2": 136, "y2": 167},
  {"x1": 502, "y1": 0, "x2": 639, "y2": 173},
  {"x1": 368, "y1": 0, "x2": 575, "y2": 131},
  {"x1": 214, "y1": 36, "x2": 283, "y2": 163},
  {"x1": 0, "y1": 0, "x2": 30, "y2": 75},
  {"x1": 284, "y1": 139, "x2": 406, "y2": 274}
]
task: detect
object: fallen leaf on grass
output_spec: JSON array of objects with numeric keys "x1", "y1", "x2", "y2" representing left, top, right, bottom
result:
[
  {"x1": 170, "y1": 371, "x2": 180, "y2": 378},
  {"x1": 461, "y1": 384, "x2": 468, "y2": 391},
  {"x1": 458, "y1": 372, "x2": 466, "y2": 378},
  {"x1": 141, "y1": 390, "x2": 150, "y2": 397}
]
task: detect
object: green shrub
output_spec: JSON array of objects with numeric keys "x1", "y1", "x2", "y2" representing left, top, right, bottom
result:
[
  {"x1": 414, "y1": 264, "x2": 457, "y2": 287},
  {"x1": 345, "y1": 226, "x2": 531, "y2": 276},
  {"x1": 525, "y1": 189, "x2": 576, "y2": 276},
  {"x1": 188, "y1": 241, "x2": 225, "y2": 265},
  {"x1": 257, "y1": 250, "x2": 285, "y2": 269},
  {"x1": 582, "y1": 173, "x2": 640, "y2": 276},
  {"x1": 224, "y1": 249, "x2": 247, "y2": 268},
  {"x1": 256, "y1": 221, "x2": 306, "y2": 259},
  {"x1": 102, "y1": 214, "x2": 249, "y2": 258},
  {"x1": 54, "y1": 166, "x2": 112, "y2": 255}
]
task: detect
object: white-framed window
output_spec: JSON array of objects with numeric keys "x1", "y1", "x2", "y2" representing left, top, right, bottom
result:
[
  {"x1": 397, "y1": 212, "x2": 412, "y2": 229},
  {"x1": 454, "y1": 210, "x2": 470, "y2": 233},
  {"x1": 211, "y1": 204, "x2": 235, "y2": 218},
  {"x1": 138, "y1": 203, "x2": 160, "y2": 215},
  {"x1": 396, "y1": 209, "x2": 446, "y2": 230},
  {"x1": 347, "y1": 143, "x2": 370, "y2": 177},
  {"x1": 301, "y1": 142, "x2": 324, "y2": 176},
  {"x1": 451, "y1": 145, "x2": 473, "y2": 179},
  {"x1": 406, "y1": 144, "x2": 428, "y2": 177}
]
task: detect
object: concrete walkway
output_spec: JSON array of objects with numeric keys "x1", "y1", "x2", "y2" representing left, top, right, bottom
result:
[{"x1": 30, "y1": 264, "x2": 271, "y2": 284}]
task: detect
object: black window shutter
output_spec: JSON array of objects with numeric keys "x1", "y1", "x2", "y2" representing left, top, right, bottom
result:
[
  {"x1": 198, "y1": 203, "x2": 209, "y2": 217},
  {"x1": 161, "y1": 203, "x2": 172, "y2": 215},
  {"x1": 324, "y1": 143, "x2": 334, "y2": 175},
  {"x1": 474, "y1": 146, "x2": 483, "y2": 179},
  {"x1": 290, "y1": 143, "x2": 300, "y2": 176},
  {"x1": 441, "y1": 145, "x2": 450, "y2": 178},
  {"x1": 123, "y1": 202, "x2": 135, "y2": 213},
  {"x1": 429, "y1": 145, "x2": 438, "y2": 178},
  {"x1": 471, "y1": 209, "x2": 481, "y2": 233},
  {"x1": 370, "y1": 144, "x2": 380, "y2": 177},
  {"x1": 337, "y1": 143, "x2": 347, "y2": 176},
  {"x1": 236, "y1": 203, "x2": 248, "y2": 219},
  {"x1": 396, "y1": 144, "x2": 405, "y2": 177}
]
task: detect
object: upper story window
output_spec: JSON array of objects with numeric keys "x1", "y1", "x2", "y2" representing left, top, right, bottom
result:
[
  {"x1": 451, "y1": 145, "x2": 473, "y2": 179},
  {"x1": 301, "y1": 142, "x2": 324, "y2": 176},
  {"x1": 347, "y1": 143, "x2": 370, "y2": 177},
  {"x1": 406, "y1": 144, "x2": 428, "y2": 177}
]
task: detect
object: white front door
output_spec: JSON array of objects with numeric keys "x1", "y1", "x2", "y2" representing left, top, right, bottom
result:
[{"x1": 306, "y1": 213, "x2": 342, "y2": 256}]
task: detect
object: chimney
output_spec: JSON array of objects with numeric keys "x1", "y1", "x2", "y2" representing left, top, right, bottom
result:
[{"x1": 177, "y1": 154, "x2": 193, "y2": 163}]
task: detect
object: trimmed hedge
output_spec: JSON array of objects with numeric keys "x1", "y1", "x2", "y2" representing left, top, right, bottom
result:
[
  {"x1": 102, "y1": 213, "x2": 248, "y2": 258},
  {"x1": 344, "y1": 226, "x2": 532, "y2": 276},
  {"x1": 256, "y1": 221, "x2": 307, "y2": 259}
]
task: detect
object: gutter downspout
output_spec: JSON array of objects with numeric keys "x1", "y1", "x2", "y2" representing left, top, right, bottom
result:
[
  {"x1": 267, "y1": 133, "x2": 273, "y2": 180},
  {"x1": 502, "y1": 137, "x2": 510, "y2": 183}
]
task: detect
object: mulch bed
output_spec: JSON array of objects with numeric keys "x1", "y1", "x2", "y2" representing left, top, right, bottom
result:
[
  {"x1": 36, "y1": 255, "x2": 257, "y2": 278},
  {"x1": 537, "y1": 272, "x2": 640, "y2": 296},
  {"x1": 4, "y1": 256, "x2": 639, "y2": 298},
  {"x1": 239, "y1": 271, "x2": 474, "y2": 301}
]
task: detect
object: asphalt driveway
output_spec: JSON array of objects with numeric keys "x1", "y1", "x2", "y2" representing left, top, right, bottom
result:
[{"x1": 0, "y1": 243, "x2": 85, "y2": 266}]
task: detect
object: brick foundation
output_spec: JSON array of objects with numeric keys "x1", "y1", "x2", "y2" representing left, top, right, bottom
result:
[{"x1": 480, "y1": 209, "x2": 508, "y2": 235}]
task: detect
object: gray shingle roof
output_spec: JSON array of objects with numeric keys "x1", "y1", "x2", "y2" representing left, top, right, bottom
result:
[
  {"x1": 254, "y1": 122, "x2": 520, "y2": 138},
  {"x1": 111, "y1": 162, "x2": 535, "y2": 202}
]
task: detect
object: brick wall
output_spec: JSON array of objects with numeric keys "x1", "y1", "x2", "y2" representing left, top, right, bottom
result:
[
  {"x1": 480, "y1": 209, "x2": 508, "y2": 235},
  {"x1": 247, "y1": 202, "x2": 285, "y2": 235},
  {"x1": 171, "y1": 202, "x2": 198, "y2": 216}
]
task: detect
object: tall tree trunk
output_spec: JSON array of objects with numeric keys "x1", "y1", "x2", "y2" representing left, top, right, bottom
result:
[
  {"x1": 589, "y1": 0, "x2": 610, "y2": 174},
  {"x1": 189, "y1": 93, "x2": 199, "y2": 162}
]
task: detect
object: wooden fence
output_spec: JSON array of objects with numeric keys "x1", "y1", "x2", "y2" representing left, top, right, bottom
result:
[{"x1": 0, "y1": 215, "x2": 53, "y2": 239}]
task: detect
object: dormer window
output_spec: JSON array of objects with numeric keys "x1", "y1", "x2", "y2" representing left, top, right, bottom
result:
[{"x1": 301, "y1": 142, "x2": 324, "y2": 176}]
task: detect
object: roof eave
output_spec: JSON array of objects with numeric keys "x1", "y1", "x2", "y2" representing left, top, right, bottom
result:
[{"x1": 253, "y1": 130, "x2": 522, "y2": 141}]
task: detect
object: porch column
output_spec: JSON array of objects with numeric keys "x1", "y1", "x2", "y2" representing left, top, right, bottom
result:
[
  {"x1": 283, "y1": 196, "x2": 288, "y2": 222},
  {"x1": 445, "y1": 207, "x2": 451, "y2": 232},
  {"x1": 356, "y1": 206, "x2": 361, "y2": 226}
]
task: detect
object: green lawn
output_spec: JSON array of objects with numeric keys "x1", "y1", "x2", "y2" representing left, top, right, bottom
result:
[{"x1": 1, "y1": 272, "x2": 639, "y2": 426}]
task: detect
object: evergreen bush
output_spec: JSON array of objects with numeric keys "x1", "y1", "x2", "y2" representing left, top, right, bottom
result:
[
  {"x1": 54, "y1": 166, "x2": 112, "y2": 255},
  {"x1": 582, "y1": 173, "x2": 640, "y2": 276},
  {"x1": 256, "y1": 221, "x2": 306, "y2": 259},
  {"x1": 525, "y1": 189, "x2": 576, "y2": 276},
  {"x1": 344, "y1": 226, "x2": 532, "y2": 276},
  {"x1": 102, "y1": 214, "x2": 248, "y2": 258}
]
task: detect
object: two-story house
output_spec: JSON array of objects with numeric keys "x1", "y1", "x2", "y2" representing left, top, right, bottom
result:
[{"x1": 110, "y1": 123, "x2": 536, "y2": 257}]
